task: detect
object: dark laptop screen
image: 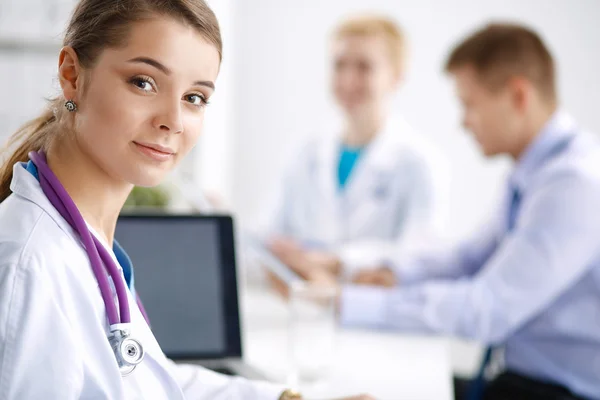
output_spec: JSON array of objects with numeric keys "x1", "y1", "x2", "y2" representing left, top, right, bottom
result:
[{"x1": 114, "y1": 214, "x2": 242, "y2": 360}]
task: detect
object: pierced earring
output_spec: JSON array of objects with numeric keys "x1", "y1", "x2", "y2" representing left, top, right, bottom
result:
[{"x1": 64, "y1": 100, "x2": 77, "y2": 112}]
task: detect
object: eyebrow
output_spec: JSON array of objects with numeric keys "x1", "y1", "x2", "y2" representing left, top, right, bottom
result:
[{"x1": 127, "y1": 56, "x2": 215, "y2": 90}]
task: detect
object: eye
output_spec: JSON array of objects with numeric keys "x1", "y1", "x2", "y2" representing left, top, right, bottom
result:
[
  {"x1": 129, "y1": 76, "x2": 156, "y2": 93},
  {"x1": 184, "y1": 93, "x2": 209, "y2": 107}
]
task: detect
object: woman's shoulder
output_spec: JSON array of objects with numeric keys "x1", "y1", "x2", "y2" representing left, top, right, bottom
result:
[{"x1": 0, "y1": 194, "x2": 80, "y2": 269}]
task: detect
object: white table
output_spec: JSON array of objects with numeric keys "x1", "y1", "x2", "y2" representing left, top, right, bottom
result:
[{"x1": 241, "y1": 287, "x2": 454, "y2": 400}]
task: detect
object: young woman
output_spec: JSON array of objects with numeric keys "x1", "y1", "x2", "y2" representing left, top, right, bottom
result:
[{"x1": 0, "y1": 1, "x2": 371, "y2": 399}]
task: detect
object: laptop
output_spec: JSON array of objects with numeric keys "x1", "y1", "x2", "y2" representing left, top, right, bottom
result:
[{"x1": 114, "y1": 213, "x2": 266, "y2": 379}]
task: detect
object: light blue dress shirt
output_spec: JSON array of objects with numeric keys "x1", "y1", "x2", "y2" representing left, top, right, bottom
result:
[{"x1": 340, "y1": 111, "x2": 600, "y2": 399}]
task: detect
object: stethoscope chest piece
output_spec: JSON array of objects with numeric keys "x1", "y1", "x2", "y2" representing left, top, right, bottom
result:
[{"x1": 109, "y1": 327, "x2": 145, "y2": 376}]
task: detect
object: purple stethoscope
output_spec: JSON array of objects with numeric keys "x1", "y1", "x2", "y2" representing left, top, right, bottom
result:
[{"x1": 29, "y1": 151, "x2": 146, "y2": 375}]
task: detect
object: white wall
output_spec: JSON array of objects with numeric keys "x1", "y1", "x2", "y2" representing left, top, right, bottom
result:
[
  {"x1": 192, "y1": 0, "x2": 235, "y2": 203},
  {"x1": 230, "y1": 0, "x2": 600, "y2": 240},
  {"x1": 0, "y1": 0, "x2": 75, "y2": 145}
]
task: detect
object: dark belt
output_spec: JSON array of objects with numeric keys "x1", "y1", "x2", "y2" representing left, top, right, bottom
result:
[{"x1": 483, "y1": 371, "x2": 592, "y2": 400}]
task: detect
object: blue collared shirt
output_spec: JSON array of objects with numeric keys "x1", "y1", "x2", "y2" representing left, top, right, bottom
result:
[
  {"x1": 340, "y1": 111, "x2": 600, "y2": 399},
  {"x1": 337, "y1": 144, "x2": 364, "y2": 189}
]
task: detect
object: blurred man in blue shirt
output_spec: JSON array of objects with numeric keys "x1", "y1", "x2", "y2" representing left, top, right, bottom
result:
[{"x1": 275, "y1": 23, "x2": 600, "y2": 400}]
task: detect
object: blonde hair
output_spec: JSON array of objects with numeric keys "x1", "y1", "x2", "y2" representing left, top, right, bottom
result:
[
  {"x1": 0, "y1": 0, "x2": 222, "y2": 202},
  {"x1": 332, "y1": 14, "x2": 407, "y2": 75}
]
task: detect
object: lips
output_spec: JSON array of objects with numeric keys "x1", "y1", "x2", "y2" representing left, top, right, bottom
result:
[{"x1": 133, "y1": 141, "x2": 175, "y2": 162}]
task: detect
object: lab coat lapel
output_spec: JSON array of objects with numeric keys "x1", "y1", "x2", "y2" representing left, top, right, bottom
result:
[
  {"x1": 10, "y1": 162, "x2": 78, "y2": 239},
  {"x1": 341, "y1": 119, "x2": 405, "y2": 236},
  {"x1": 312, "y1": 134, "x2": 343, "y2": 245}
]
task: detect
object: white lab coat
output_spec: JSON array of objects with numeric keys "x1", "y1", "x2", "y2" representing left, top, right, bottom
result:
[
  {"x1": 0, "y1": 163, "x2": 283, "y2": 400},
  {"x1": 263, "y1": 117, "x2": 450, "y2": 275}
]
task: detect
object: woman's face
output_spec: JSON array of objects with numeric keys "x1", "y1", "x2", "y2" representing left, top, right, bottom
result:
[
  {"x1": 65, "y1": 17, "x2": 220, "y2": 187},
  {"x1": 331, "y1": 34, "x2": 399, "y2": 119}
]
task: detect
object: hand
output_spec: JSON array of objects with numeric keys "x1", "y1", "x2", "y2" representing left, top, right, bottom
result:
[
  {"x1": 279, "y1": 390, "x2": 375, "y2": 400},
  {"x1": 269, "y1": 237, "x2": 307, "y2": 274},
  {"x1": 265, "y1": 262, "x2": 340, "y2": 299},
  {"x1": 269, "y1": 237, "x2": 342, "y2": 277},
  {"x1": 303, "y1": 250, "x2": 343, "y2": 276},
  {"x1": 351, "y1": 267, "x2": 397, "y2": 288},
  {"x1": 265, "y1": 269, "x2": 291, "y2": 298}
]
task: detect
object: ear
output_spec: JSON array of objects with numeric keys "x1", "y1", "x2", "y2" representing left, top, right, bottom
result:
[
  {"x1": 58, "y1": 47, "x2": 83, "y2": 101},
  {"x1": 508, "y1": 77, "x2": 531, "y2": 113}
]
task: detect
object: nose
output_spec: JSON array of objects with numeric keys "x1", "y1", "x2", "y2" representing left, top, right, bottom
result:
[
  {"x1": 339, "y1": 68, "x2": 360, "y2": 89},
  {"x1": 153, "y1": 99, "x2": 184, "y2": 134}
]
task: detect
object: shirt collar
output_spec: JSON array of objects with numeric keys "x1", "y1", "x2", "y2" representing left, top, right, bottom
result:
[{"x1": 510, "y1": 110, "x2": 577, "y2": 190}]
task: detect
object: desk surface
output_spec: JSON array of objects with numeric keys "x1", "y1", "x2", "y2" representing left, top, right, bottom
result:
[{"x1": 241, "y1": 287, "x2": 454, "y2": 400}]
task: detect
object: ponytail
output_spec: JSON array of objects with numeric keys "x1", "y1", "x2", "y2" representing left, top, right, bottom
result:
[{"x1": 0, "y1": 99, "x2": 61, "y2": 202}]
